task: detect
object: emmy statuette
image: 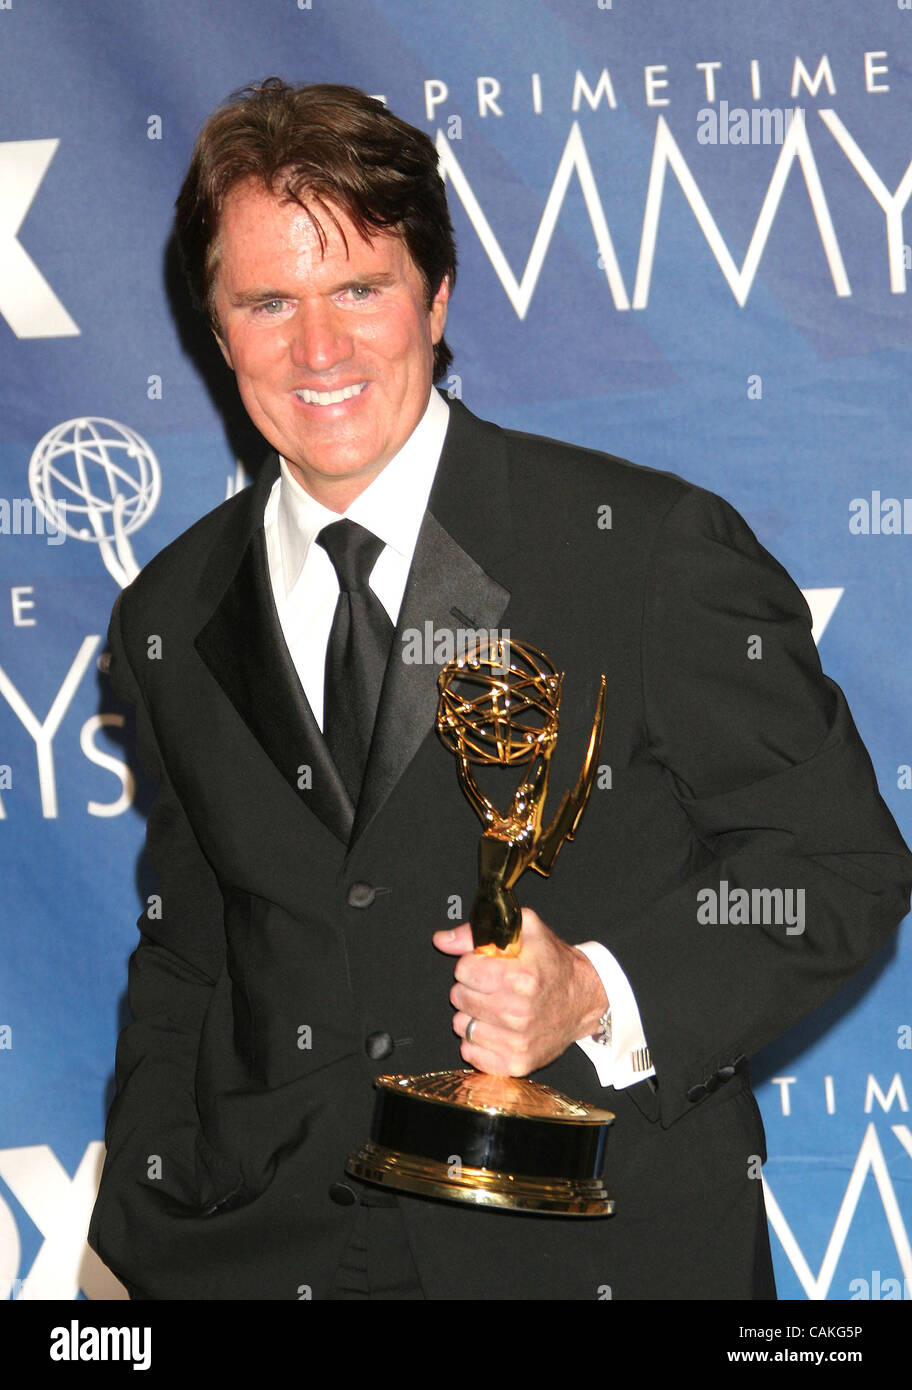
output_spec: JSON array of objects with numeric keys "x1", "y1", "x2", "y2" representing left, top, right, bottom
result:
[{"x1": 346, "y1": 637, "x2": 615, "y2": 1215}]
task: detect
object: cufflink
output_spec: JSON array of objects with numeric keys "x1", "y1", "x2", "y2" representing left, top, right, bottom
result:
[{"x1": 593, "y1": 1004, "x2": 612, "y2": 1047}]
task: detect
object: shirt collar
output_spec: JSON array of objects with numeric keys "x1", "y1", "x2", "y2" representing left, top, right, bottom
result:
[{"x1": 272, "y1": 388, "x2": 450, "y2": 597}]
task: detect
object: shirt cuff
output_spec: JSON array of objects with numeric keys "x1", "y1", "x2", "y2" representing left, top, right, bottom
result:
[{"x1": 573, "y1": 941, "x2": 656, "y2": 1090}]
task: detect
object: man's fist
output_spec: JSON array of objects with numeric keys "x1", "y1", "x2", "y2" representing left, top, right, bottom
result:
[{"x1": 432, "y1": 907, "x2": 607, "y2": 1076}]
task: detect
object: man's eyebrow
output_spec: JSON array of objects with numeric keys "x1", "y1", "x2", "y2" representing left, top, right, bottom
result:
[
  {"x1": 226, "y1": 289, "x2": 289, "y2": 307},
  {"x1": 226, "y1": 272, "x2": 398, "y2": 307},
  {"x1": 329, "y1": 271, "x2": 397, "y2": 292}
]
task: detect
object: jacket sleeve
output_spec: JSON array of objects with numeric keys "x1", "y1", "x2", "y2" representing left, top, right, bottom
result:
[
  {"x1": 612, "y1": 486, "x2": 912, "y2": 1127},
  {"x1": 88, "y1": 593, "x2": 242, "y2": 1298}
]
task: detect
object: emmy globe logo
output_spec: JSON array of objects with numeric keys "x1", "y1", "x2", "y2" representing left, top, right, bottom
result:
[{"x1": 28, "y1": 418, "x2": 161, "y2": 588}]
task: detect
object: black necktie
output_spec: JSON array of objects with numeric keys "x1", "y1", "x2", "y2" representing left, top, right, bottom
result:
[{"x1": 317, "y1": 519, "x2": 394, "y2": 805}]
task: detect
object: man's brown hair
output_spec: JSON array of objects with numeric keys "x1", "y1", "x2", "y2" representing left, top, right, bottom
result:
[{"x1": 175, "y1": 78, "x2": 457, "y2": 380}]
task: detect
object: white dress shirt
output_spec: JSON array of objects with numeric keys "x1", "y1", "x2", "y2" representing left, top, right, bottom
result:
[{"x1": 262, "y1": 387, "x2": 654, "y2": 1090}]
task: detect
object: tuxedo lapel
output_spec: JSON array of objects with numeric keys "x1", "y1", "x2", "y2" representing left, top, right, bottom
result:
[
  {"x1": 350, "y1": 398, "x2": 515, "y2": 847},
  {"x1": 194, "y1": 459, "x2": 354, "y2": 845},
  {"x1": 350, "y1": 511, "x2": 510, "y2": 843}
]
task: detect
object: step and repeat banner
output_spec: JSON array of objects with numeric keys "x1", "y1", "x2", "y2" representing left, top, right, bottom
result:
[{"x1": 0, "y1": 0, "x2": 910, "y2": 1302}]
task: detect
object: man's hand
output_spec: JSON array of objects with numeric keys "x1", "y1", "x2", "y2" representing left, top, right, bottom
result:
[{"x1": 432, "y1": 908, "x2": 608, "y2": 1076}]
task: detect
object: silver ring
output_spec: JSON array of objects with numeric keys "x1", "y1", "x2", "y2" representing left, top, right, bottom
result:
[{"x1": 465, "y1": 1017, "x2": 477, "y2": 1044}]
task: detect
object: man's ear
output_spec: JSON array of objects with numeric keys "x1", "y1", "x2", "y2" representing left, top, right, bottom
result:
[
  {"x1": 430, "y1": 275, "x2": 450, "y2": 344},
  {"x1": 214, "y1": 330, "x2": 234, "y2": 371}
]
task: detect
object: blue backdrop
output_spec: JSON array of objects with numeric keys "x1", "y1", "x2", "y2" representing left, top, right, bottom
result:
[{"x1": 1, "y1": 0, "x2": 910, "y2": 1301}]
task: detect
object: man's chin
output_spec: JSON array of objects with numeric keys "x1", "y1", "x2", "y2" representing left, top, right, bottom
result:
[{"x1": 281, "y1": 447, "x2": 391, "y2": 505}]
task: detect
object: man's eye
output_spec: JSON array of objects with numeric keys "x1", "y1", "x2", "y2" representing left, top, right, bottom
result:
[
  {"x1": 259, "y1": 300, "x2": 286, "y2": 315},
  {"x1": 348, "y1": 285, "x2": 374, "y2": 302}
]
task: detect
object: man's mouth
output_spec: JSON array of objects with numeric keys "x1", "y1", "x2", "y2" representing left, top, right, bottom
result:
[{"x1": 294, "y1": 382, "x2": 368, "y2": 406}]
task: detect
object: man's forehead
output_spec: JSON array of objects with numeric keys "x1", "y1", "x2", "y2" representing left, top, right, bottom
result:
[{"x1": 220, "y1": 178, "x2": 399, "y2": 262}]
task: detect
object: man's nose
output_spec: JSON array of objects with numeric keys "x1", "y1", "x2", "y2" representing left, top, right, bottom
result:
[{"x1": 289, "y1": 301, "x2": 354, "y2": 371}]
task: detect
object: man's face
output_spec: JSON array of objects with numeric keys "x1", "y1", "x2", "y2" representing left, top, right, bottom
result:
[{"x1": 212, "y1": 179, "x2": 449, "y2": 509}]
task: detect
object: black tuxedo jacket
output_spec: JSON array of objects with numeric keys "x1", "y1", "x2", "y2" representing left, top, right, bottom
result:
[{"x1": 89, "y1": 396, "x2": 912, "y2": 1300}]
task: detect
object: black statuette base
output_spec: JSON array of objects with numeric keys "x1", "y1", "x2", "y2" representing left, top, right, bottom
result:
[{"x1": 345, "y1": 1070, "x2": 615, "y2": 1217}]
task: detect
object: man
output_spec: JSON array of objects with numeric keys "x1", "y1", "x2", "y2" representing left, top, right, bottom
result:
[{"x1": 89, "y1": 79, "x2": 912, "y2": 1301}]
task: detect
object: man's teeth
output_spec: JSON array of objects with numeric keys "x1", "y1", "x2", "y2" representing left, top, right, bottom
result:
[{"x1": 295, "y1": 383, "x2": 366, "y2": 406}]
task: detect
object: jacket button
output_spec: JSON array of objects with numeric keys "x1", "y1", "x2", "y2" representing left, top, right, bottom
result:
[
  {"x1": 686, "y1": 1083, "x2": 706, "y2": 1103},
  {"x1": 329, "y1": 1182, "x2": 357, "y2": 1206},
  {"x1": 704, "y1": 1073, "x2": 721, "y2": 1093},
  {"x1": 717, "y1": 1064, "x2": 736, "y2": 1081},
  {"x1": 347, "y1": 882, "x2": 376, "y2": 908},
  {"x1": 365, "y1": 1031, "x2": 394, "y2": 1060}
]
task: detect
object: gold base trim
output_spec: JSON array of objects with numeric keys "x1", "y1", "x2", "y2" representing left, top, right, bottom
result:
[
  {"x1": 376, "y1": 1069, "x2": 615, "y2": 1123},
  {"x1": 347, "y1": 1141, "x2": 615, "y2": 1216}
]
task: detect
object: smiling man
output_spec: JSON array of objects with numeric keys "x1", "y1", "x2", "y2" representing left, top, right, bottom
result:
[
  {"x1": 211, "y1": 181, "x2": 449, "y2": 510},
  {"x1": 89, "y1": 79, "x2": 911, "y2": 1302}
]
